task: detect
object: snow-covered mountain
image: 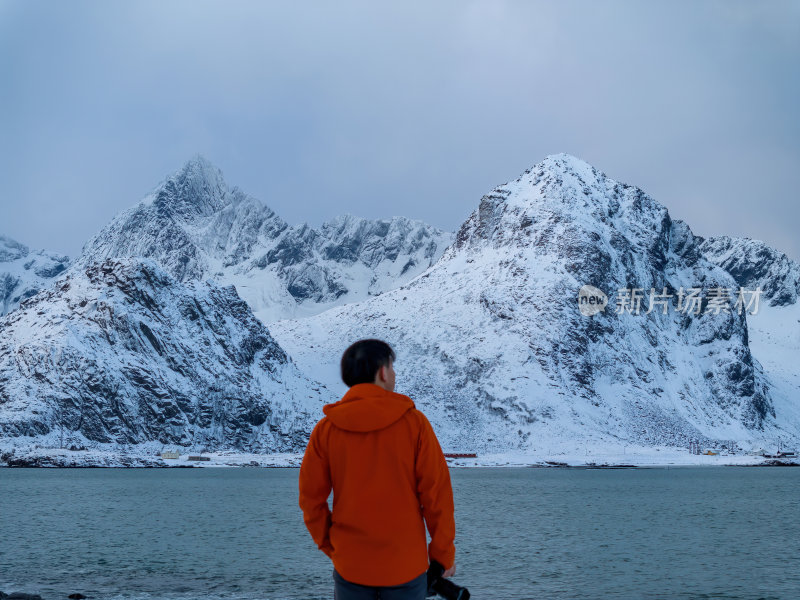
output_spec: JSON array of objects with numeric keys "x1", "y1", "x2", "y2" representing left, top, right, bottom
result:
[
  {"x1": 2, "y1": 153, "x2": 798, "y2": 465},
  {"x1": 0, "y1": 156, "x2": 450, "y2": 464},
  {"x1": 77, "y1": 156, "x2": 452, "y2": 322},
  {"x1": 0, "y1": 235, "x2": 69, "y2": 316},
  {"x1": 271, "y1": 153, "x2": 792, "y2": 454},
  {"x1": 699, "y1": 236, "x2": 800, "y2": 447},
  {"x1": 0, "y1": 258, "x2": 325, "y2": 455},
  {"x1": 699, "y1": 236, "x2": 800, "y2": 307}
]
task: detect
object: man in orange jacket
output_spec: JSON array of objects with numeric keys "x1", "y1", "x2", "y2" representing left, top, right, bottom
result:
[{"x1": 299, "y1": 339, "x2": 456, "y2": 599}]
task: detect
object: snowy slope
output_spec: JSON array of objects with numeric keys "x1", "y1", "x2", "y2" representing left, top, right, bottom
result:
[
  {"x1": 746, "y1": 303, "x2": 800, "y2": 446},
  {"x1": 0, "y1": 258, "x2": 326, "y2": 455},
  {"x1": 700, "y1": 237, "x2": 800, "y2": 448},
  {"x1": 270, "y1": 154, "x2": 787, "y2": 454},
  {"x1": 0, "y1": 235, "x2": 69, "y2": 316},
  {"x1": 77, "y1": 156, "x2": 452, "y2": 322}
]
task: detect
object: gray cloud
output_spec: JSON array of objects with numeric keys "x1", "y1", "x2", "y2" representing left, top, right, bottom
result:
[{"x1": 1, "y1": 0, "x2": 798, "y2": 260}]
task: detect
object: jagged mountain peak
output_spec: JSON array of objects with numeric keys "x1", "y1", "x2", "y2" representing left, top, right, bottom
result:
[
  {"x1": 181, "y1": 153, "x2": 217, "y2": 172},
  {"x1": 322, "y1": 213, "x2": 441, "y2": 229},
  {"x1": 315, "y1": 214, "x2": 450, "y2": 272},
  {"x1": 453, "y1": 153, "x2": 668, "y2": 259},
  {"x1": 514, "y1": 153, "x2": 661, "y2": 219},
  {"x1": 321, "y1": 213, "x2": 400, "y2": 237},
  {"x1": 77, "y1": 156, "x2": 285, "y2": 282},
  {"x1": 320, "y1": 213, "x2": 449, "y2": 248},
  {"x1": 537, "y1": 152, "x2": 603, "y2": 180},
  {"x1": 76, "y1": 159, "x2": 452, "y2": 319},
  {"x1": 513, "y1": 152, "x2": 609, "y2": 194},
  {"x1": 699, "y1": 235, "x2": 800, "y2": 306},
  {"x1": 150, "y1": 154, "x2": 232, "y2": 219}
]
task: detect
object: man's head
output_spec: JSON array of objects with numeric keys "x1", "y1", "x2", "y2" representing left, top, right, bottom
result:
[{"x1": 340, "y1": 339, "x2": 396, "y2": 391}]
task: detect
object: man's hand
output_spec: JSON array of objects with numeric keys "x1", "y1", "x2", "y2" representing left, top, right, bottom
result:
[{"x1": 443, "y1": 563, "x2": 456, "y2": 578}]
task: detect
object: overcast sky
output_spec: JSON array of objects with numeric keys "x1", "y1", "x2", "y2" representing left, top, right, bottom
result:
[{"x1": 1, "y1": 0, "x2": 798, "y2": 261}]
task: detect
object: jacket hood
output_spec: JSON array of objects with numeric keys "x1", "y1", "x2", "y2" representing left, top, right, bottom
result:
[{"x1": 323, "y1": 383, "x2": 416, "y2": 432}]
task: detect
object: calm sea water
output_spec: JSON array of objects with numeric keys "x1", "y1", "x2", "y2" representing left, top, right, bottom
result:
[{"x1": 1, "y1": 467, "x2": 798, "y2": 600}]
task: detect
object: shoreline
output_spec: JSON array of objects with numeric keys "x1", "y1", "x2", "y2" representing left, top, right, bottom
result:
[{"x1": 1, "y1": 447, "x2": 798, "y2": 469}]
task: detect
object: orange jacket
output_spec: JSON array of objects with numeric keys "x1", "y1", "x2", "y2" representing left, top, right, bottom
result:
[{"x1": 298, "y1": 383, "x2": 456, "y2": 586}]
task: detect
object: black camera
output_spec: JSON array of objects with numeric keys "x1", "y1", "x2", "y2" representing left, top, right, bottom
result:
[{"x1": 426, "y1": 560, "x2": 470, "y2": 600}]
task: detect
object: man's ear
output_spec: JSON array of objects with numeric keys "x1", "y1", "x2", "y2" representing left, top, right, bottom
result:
[{"x1": 377, "y1": 365, "x2": 386, "y2": 383}]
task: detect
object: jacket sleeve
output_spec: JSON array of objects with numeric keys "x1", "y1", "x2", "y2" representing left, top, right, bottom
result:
[
  {"x1": 415, "y1": 411, "x2": 456, "y2": 569},
  {"x1": 298, "y1": 420, "x2": 334, "y2": 558}
]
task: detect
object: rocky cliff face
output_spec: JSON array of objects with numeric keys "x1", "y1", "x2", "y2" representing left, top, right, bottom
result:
[
  {"x1": 271, "y1": 154, "x2": 778, "y2": 452},
  {"x1": 77, "y1": 156, "x2": 452, "y2": 321},
  {"x1": 699, "y1": 236, "x2": 800, "y2": 307},
  {"x1": 0, "y1": 258, "x2": 325, "y2": 453},
  {"x1": 0, "y1": 235, "x2": 69, "y2": 316},
  {"x1": 699, "y1": 236, "x2": 800, "y2": 447}
]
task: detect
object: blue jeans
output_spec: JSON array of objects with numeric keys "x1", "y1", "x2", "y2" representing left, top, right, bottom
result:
[{"x1": 332, "y1": 568, "x2": 428, "y2": 600}]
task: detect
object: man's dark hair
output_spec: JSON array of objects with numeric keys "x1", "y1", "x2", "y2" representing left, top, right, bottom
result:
[{"x1": 340, "y1": 339, "x2": 396, "y2": 387}]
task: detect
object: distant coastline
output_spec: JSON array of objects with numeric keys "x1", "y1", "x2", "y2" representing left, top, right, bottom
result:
[{"x1": 2, "y1": 447, "x2": 797, "y2": 468}]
